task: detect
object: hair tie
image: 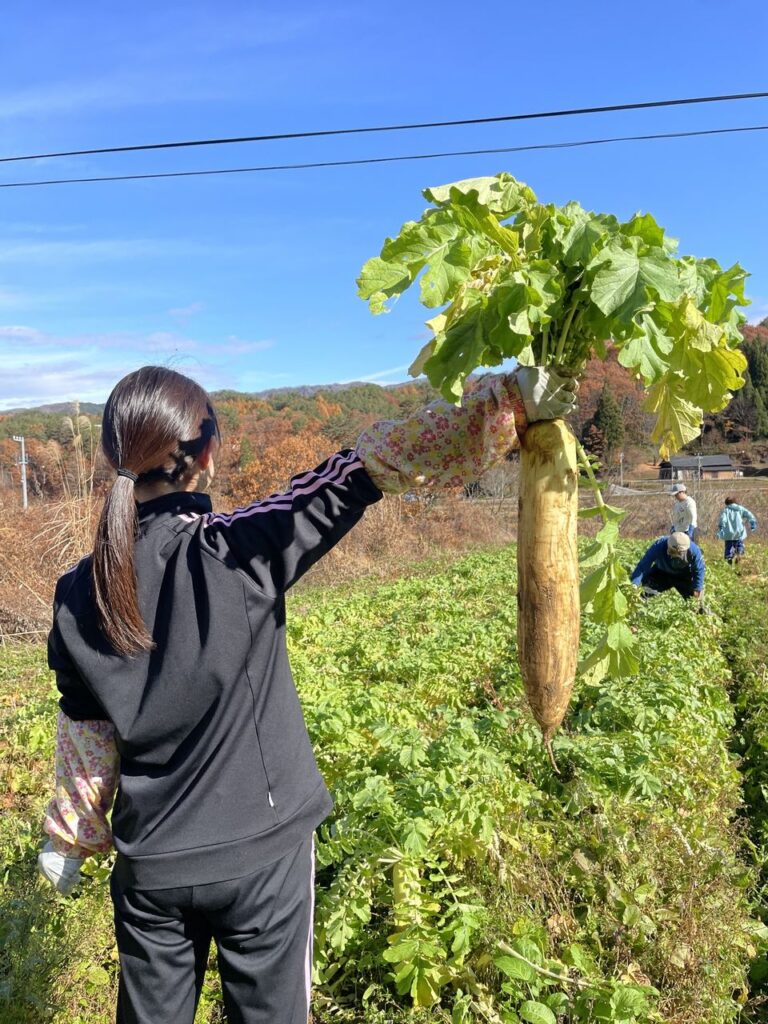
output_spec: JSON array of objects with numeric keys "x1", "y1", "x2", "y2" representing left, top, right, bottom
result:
[{"x1": 116, "y1": 468, "x2": 139, "y2": 483}]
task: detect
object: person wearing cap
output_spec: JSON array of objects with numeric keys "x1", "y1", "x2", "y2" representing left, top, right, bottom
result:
[
  {"x1": 716, "y1": 496, "x2": 758, "y2": 566},
  {"x1": 670, "y1": 483, "x2": 697, "y2": 539},
  {"x1": 630, "y1": 532, "x2": 706, "y2": 603}
]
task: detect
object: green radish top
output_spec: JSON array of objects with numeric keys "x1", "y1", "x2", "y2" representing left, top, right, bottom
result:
[{"x1": 357, "y1": 173, "x2": 749, "y2": 458}]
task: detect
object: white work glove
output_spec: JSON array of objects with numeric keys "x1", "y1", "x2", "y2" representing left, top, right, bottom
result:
[
  {"x1": 515, "y1": 366, "x2": 578, "y2": 423},
  {"x1": 38, "y1": 841, "x2": 85, "y2": 895}
]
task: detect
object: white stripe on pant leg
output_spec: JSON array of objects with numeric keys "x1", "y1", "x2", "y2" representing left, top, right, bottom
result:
[{"x1": 304, "y1": 838, "x2": 316, "y2": 1021}]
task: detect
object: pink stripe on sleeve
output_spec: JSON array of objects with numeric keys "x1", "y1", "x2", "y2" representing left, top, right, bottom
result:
[{"x1": 208, "y1": 451, "x2": 362, "y2": 527}]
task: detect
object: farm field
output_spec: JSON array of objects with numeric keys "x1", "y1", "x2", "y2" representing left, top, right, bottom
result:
[{"x1": 2, "y1": 543, "x2": 768, "y2": 1024}]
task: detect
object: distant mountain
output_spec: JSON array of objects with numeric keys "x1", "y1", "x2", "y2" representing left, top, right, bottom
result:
[
  {"x1": 212, "y1": 379, "x2": 419, "y2": 400},
  {"x1": 1, "y1": 400, "x2": 106, "y2": 416},
  {"x1": 4, "y1": 379, "x2": 419, "y2": 416}
]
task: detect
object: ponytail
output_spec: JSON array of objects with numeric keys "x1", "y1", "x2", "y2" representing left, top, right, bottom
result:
[
  {"x1": 93, "y1": 474, "x2": 152, "y2": 656},
  {"x1": 92, "y1": 366, "x2": 219, "y2": 656}
]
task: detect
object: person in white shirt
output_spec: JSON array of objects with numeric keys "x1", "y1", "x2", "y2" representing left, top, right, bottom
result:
[{"x1": 670, "y1": 483, "x2": 697, "y2": 538}]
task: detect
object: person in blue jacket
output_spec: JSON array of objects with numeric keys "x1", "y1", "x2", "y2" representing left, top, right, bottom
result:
[
  {"x1": 716, "y1": 496, "x2": 757, "y2": 565},
  {"x1": 630, "y1": 531, "x2": 706, "y2": 604}
]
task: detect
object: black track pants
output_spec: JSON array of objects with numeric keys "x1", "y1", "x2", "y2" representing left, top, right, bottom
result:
[
  {"x1": 641, "y1": 567, "x2": 695, "y2": 599},
  {"x1": 110, "y1": 838, "x2": 315, "y2": 1024}
]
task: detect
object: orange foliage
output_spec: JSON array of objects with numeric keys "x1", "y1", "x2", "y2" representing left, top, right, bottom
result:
[
  {"x1": 228, "y1": 430, "x2": 335, "y2": 506},
  {"x1": 25, "y1": 438, "x2": 64, "y2": 498},
  {"x1": 315, "y1": 395, "x2": 342, "y2": 420},
  {"x1": 574, "y1": 349, "x2": 651, "y2": 444}
]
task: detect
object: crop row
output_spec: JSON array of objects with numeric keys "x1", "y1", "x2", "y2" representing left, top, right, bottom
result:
[{"x1": 0, "y1": 545, "x2": 765, "y2": 1023}]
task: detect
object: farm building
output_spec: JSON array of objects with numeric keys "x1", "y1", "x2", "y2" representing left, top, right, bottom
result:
[{"x1": 659, "y1": 454, "x2": 740, "y2": 480}]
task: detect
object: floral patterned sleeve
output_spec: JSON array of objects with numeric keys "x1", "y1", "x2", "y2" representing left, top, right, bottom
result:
[
  {"x1": 356, "y1": 372, "x2": 528, "y2": 494},
  {"x1": 44, "y1": 712, "x2": 119, "y2": 858}
]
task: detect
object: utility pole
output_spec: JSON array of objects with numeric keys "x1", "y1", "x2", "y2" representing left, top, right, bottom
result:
[
  {"x1": 619, "y1": 451, "x2": 624, "y2": 488},
  {"x1": 12, "y1": 435, "x2": 28, "y2": 511}
]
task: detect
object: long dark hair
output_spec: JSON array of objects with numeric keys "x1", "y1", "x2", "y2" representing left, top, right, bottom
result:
[{"x1": 93, "y1": 366, "x2": 219, "y2": 655}]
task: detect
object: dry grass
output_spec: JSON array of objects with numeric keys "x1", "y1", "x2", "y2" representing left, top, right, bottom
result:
[
  {"x1": 3, "y1": 474, "x2": 765, "y2": 639},
  {"x1": 304, "y1": 494, "x2": 516, "y2": 587},
  {"x1": 0, "y1": 491, "x2": 515, "y2": 638},
  {"x1": 601, "y1": 478, "x2": 768, "y2": 540}
]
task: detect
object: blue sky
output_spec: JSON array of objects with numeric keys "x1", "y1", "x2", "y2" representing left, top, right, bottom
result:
[{"x1": 1, "y1": 0, "x2": 767, "y2": 409}]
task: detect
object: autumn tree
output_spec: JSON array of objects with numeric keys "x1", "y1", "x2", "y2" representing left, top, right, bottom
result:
[
  {"x1": 706, "y1": 322, "x2": 768, "y2": 443},
  {"x1": 24, "y1": 438, "x2": 64, "y2": 499},
  {"x1": 571, "y1": 348, "x2": 649, "y2": 445},
  {"x1": 322, "y1": 408, "x2": 378, "y2": 448},
  {"x1": 229, "y1": 430, "x2": 333, "y2": 507},
  {"x1": 239, "y1": 436, "x2": 254, "y2": 470}
]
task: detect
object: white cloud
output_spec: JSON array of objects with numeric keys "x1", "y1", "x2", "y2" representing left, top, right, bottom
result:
[
  {"x1": 0, "y1": 325, "x2": 280, "y2": 407},
  {"x1": 0, "y1": 11, "x2": 335, "y2": 125},
  {"x1": 131, "y1": 10, "x2": 335, "y2": 61},
  {"x1": 0, "y1": 325, "x2": 198, "y2": 353},
  {"x1": 0, "y1": 282, "x2": 170, "y2": 311},
  {"x1": 0, "y1": 361, "x2": 125, "y2": 408},
  {"x1": 168, "y1": 301, "x2": 205, "y2": 319},
  {"x1": 0, "y1": 69, "x2": 236, "y2": 121},
  {"x1": 217, "y1": 336, "x2": 274, "y2": 356},
  {"x1": 0, "y1": 289, "x2": 29, "y2": 309},
  {"x1": 0, "y1": 221, "x2": 87, "y2": 236},
  {"x1": 0, "y1": 324, "x2": 41, "y2": 340},
  {"x1": 346, "y1": 364, "x2": 411, "y2": 385},
  {"x1": 0, "y1": 238, "x2": 238, "y2": 265},
  {"x1": 234, "y1": 370, "x2": 292, "y2": 390}
]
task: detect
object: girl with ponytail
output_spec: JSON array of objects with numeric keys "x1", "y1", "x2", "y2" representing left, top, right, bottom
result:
[
  {"x1": 92, "y1": 365, "x2": 219, "y2": 656},
  {"x1": 38, "y1": 363, "x2": 576, "y2": 1023}
]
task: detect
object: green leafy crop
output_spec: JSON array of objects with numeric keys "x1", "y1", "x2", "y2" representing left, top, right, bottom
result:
[
  {"x1": 358, "y1": 174, "x2": 751, "y2": 687},
  {"x1": 358, "y1": 172, "x2": 749, "y2": 458}
]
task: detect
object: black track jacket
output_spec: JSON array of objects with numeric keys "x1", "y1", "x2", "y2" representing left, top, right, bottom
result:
[{"x1": 48, "y1": 450, "x2": 382, "y2": 889}]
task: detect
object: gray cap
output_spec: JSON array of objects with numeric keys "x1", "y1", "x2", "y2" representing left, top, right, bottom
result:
[
  {"x1": 674, "y1": 483, "x2": 687, "y2": 494},
  {"x1": 668, "y1": 531, "x2": 691, "y2": 555}
]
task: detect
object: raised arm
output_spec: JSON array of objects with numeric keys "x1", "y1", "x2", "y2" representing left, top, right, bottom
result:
[
  {"x1": 357, "y1": 367, "x2": 576, "y2": 494},
  {"x1": 202, "y1": 368, "x2": 576, "y2": 593}
]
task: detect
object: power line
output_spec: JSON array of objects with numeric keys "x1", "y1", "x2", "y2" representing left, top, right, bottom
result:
[
  {"x1": 1, "y1": 123, "x2": 766, "y2": 189},
  {"x1": 1, "y1": 90, "x2": 767, "y2": 165}
]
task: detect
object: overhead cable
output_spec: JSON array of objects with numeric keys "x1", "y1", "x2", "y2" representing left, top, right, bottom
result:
[
  {"x1": 1, "y1": 90, "x2": 767, "y2": 164},
  {"x1": 0, "y1": 123, "x2": 766, "y2": 189}
]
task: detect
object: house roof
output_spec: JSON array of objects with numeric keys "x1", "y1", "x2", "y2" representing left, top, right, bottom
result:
[{"x1": 670, "y1": 455, "x2": 734, "y2": 469}]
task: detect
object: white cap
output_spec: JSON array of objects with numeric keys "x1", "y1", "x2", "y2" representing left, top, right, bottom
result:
[
  {"x1": 674, "y1": 483, "x2": 687, "y2": 494},
  {"x1": 668, "y1": 532, "x2": 691, "y2": 555}
]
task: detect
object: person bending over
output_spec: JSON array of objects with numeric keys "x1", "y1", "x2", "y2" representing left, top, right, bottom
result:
[{"x1": 630, "y1": 531, "x2": 705, "y2": 607}]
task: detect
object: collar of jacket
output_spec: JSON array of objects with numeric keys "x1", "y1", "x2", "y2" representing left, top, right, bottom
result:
[{"x1": 136, "y1": 491, "x2": 212, "y2": 527}]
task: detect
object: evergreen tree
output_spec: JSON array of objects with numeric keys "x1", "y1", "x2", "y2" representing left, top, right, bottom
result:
[
  {"x1": 754, "y1": 390, "x2": 768, "y2": 438},
  {"x1": 746, "y1": 339, "x2": 768, "y2": 395},
  {"x1": 729, "y1": 376, "x2": 758, "y2": 439},
  {"x1": 592, "y1": 386, "x2": 624, "y2": 453}
]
